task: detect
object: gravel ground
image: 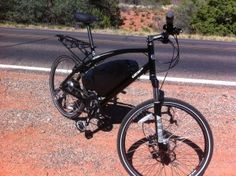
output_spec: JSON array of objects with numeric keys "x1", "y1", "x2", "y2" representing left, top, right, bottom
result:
[{"x1": 0, "y1": 70, "x2": 236, "y2": 176}]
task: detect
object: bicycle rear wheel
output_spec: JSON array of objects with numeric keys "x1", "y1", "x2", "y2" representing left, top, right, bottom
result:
[
  {"x1": 117, "y1": 98, "x2": 213, "y2": 176},
  {"x1": 49, "y1": 55, "x2": 84, "y2": 119}
]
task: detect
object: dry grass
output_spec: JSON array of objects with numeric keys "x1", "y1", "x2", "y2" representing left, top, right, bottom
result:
[{"x1": 179, "y1": 33, "x2": 236, "y2": 42}]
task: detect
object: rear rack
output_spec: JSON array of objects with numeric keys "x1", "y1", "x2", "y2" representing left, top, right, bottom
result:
[{"x1": 56, "y1": 34, "x2": 92, "y2": 62}]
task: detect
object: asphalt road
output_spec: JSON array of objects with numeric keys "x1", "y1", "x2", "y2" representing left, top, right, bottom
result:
[{"x1": 0, "y1": 27, "x2": 236, "y2": 82}]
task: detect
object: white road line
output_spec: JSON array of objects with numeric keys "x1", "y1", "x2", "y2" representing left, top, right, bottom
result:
[
  {"x1": 0, "y1": 64, "x2": 51, "y2": 72},
  {"x1": 0, "y1": 64, "x2": 236, "y2": 87},
  {"x1": 141, "y1": 75, "x2": 236, "y2": 86}
]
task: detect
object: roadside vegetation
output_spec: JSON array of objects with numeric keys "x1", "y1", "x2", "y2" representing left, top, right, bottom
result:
[
  {"x1": 0, "y1": 0, "x2": 235, "y2": 39},
  {"x1": 175, "y1": 0, "x2": 236, "y2": 37},
  {"x1": 0, "y1": 0, "x2": 122, "y2": 28}
]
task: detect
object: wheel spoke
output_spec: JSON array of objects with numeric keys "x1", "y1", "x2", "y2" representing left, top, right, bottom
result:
[
  {"x1": 118, "y1": 98, "x2": 213, "y2": 176},
  {"x1": 49, "y1": 55, "x2": 83, "y2": 119}
]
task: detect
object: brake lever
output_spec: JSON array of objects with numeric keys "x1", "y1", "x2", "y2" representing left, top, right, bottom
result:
[{"x1": 173, "y1": 27, "x2": 183, "y2": 35}]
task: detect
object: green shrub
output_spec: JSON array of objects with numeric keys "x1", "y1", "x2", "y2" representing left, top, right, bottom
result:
[
  {"x1": 175, "y1": 0, "x2": 236, "y2": 36},
  {"x1": 50, "y1": 0, "x2": 87, "y2": 25},
  {"x1": 119, "y1": 0, "x2": 171, "y2": 5},
  {"x1": 0, "y1": 0, "x2": 15, "y2": 20},
  {"x1": 88, "y1": 0, "x2": 122, "y2": 28},
  {"x1": 0, "y1": 0, "x2": 122, "y2": 28},
  {"x1": 174, "y1": 0, "x2": 205, "y2": 33},
  {"x1": 2, "y1": 0, "x2": 46, "y2": 24},
  {"x1": 192, "y1": 0, "x2": 236, "y2": 36}
]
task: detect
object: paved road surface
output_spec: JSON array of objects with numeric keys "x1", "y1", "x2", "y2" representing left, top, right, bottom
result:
[{"x1": 0, "y1": 27, "x2": 236, "y2": 82}]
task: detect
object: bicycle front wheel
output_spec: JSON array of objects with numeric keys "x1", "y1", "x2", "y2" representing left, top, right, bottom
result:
[{"x1": 118, "y1": 98, "x2": 213, "y2": 176}]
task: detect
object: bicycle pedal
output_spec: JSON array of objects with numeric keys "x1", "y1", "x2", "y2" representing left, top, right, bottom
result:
[
  {"x1": 85, "y1": 130, "x2": 93, "y2": 139},
  {"x1": 76, "y1": 120, "x2": 86, "y2": 132}
]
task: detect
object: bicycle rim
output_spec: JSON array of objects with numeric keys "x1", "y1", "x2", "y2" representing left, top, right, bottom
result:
[
  {"x1": 49, "y1": 55, "x2": 82, "y2": 119},
  {"x1": 118, "y1": 98, "x2": 213, "y2": 176}
]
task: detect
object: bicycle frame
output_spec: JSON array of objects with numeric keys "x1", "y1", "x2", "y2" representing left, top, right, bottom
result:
[{"x1": 60, "y1": 36, "x2": 163, "y2": 104}]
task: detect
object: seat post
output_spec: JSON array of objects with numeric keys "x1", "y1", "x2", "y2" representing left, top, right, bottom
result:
[{"x1": 86, "y1": 25, "x2": 95, "y2": 55}]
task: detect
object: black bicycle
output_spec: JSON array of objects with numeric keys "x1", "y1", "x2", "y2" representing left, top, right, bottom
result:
[{"x1": 49, "y1": 11, "x2": 213, "y2": 176}]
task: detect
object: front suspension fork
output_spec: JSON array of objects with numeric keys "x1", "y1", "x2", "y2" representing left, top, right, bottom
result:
[{"x1": 151, "y1": 77, "x2": 167, "y2": 150}]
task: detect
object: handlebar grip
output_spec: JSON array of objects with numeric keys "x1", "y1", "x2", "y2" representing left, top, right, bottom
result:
[
  {"x1": 161, "y1": 11, "x2": 182, "y2": 38},
  {"x1": 166, "y1": 11, "x2": 174, "y2": 26},
  {"x1": 165, "y1": 11, "x2": 174, "y2": 34}
]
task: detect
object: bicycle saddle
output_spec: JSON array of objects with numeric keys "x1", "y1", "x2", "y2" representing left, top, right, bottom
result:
[{"x1": 74, "y1": 12, "x2": 100, "y2": 24}]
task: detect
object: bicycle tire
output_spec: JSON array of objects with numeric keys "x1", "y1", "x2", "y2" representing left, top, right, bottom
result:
[
  {"x1": 117, "y1": 98, "x2": 213, "y2": 176},
  {"x1": 49, "y1": 55, "x2": 83, "y2": 119}
]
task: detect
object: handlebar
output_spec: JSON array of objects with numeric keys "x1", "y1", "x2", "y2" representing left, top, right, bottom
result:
[
  {"x1": 150, "y1": 12, "x2": 181, "y2": 72},
  {"x1": 149, "y1": 11, "x2": 182, "y2": 43}
]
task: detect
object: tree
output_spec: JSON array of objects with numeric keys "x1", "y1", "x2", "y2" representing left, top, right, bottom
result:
[
  {"x1": 89, "y1": 0, "x2": 122, "y2": 28},
  {"x1": 191, "y1": 0, "x2": 236, "y2": 36},
  {"x1": 4, "y1": 0, "x2": 47, "y2": 24},
  {"x1": 49, "y1": 0, "x2": 88, "y2": 25},
  {"x1": 119, "y1": 0, "x2": 171, "y2": 5},
  {"x1": 0, "y1": 0, "x2": 15, "y2": 21},
  {"x1": 0, "y1": 0, "x2": 122, "y2": 28},
  {"x1": 174, "y1": 0, "x2": 206, "y2": 34}
]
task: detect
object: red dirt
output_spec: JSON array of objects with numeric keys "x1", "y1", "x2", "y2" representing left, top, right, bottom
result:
[
  {"x1": 0, "y1": 70, "x2": 236, "y2": 175},
  {"x1": 120, "y1": 8, "x2": 168, "y2": 32}
]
